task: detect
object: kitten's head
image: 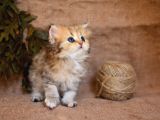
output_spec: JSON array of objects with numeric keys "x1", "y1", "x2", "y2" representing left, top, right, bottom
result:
[{"x1": 49, "y1": 24, "x2": 91, "y2": 59}]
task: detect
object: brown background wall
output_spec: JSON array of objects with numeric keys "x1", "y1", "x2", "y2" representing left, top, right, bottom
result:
[
  {"x1": 0, "y1": 1, "x2": 160, "y2": 120},
  {"x1": 17, "y1": 0, "x2": 160, "y2": 28}
]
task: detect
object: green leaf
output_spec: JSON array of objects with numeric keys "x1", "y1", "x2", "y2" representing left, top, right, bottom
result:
[
  {"x1": 5, "y1": 52, "x2": 14, "y2": 61},
  {"x1": 3, "y1": 21, "x2": 18, "y2": 39},
  {"x1": 11, "y1": 63, "x2": 18, "y2": 73},
  {"x1": 6, "y1": 10, "x2": 14, "y2": 17},
  {"x1": 25, "y1": 15, "x2": 37, "y2": 23},
  {"x1": 16, "y1": 45, "x2": 22, "y2": 55},
  {"x1": 34, "y1": 29, "x2": 48, "y2": 41},
  {"x1": 0, "y1": 32, "x2": 8, "y2": 42},
  {"x1": 27, "y1": 25, "x2": 34, "y2": 37},
  {"x1": 8, "y1": 2, "x2": 19, "y2": 14}
]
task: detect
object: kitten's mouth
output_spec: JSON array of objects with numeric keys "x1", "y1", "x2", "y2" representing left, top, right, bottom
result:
[{"x1": 79, "y1": 45, "x2": 83, "y2": 49}]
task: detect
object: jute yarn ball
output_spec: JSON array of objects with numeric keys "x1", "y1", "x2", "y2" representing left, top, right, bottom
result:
[{"x1": 96, "y1": 61, "x2": 136, "y2": 101}]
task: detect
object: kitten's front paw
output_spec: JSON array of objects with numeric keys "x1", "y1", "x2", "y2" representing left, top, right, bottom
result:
[
  {"x1": 45, "y1": 97, "x2": 60, "y2": 109},
  {"x1": 62, "y1": 100, "x2": 77, "y2": 108},
  {"x1": 67, "y1": 101, "x2": 77, "y2": 108}
]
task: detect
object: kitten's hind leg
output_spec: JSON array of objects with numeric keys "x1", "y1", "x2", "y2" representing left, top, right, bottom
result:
[
  {"x1": 61, "y1": 91, "x2": 77, "y2": 107},
  {"x1": 32, "y1": 88, "x2": 44, "y2": 102},
  {"x1": 44, "y1": 84, "x2": 60, "y2": 109},
  {"x1": 30, "y1": 74, "x2": 44, "y2": 102}
]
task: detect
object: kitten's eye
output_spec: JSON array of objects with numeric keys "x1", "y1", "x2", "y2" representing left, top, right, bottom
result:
[
  {"x1": 68, "y1": 37, "x2": 75, "y2": 43},
  {"x1": 81, "y1": 36, "x2": 85, "y2": 42}
]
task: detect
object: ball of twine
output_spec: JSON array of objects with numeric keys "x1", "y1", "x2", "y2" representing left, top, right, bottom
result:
[{"x1": 96, "y1": 61, "x2": 137, "y2": 101}]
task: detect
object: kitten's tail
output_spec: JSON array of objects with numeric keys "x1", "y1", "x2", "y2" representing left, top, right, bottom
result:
[{"x1": 22, "y1": 61, "x2": 32, "y2": 93}]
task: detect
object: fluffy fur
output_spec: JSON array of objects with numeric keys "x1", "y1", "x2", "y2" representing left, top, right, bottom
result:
[{"x1": 29, "y1": 24, "x2": 91, "y2": 108}]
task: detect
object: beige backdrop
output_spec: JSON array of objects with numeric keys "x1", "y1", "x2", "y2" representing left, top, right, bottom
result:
[
  {"x1": 17, "y1": 0, "x2": 160, "y2": 28},
  {"x1": 0, "y1": 0, "x2": 160, "y2": 120}
]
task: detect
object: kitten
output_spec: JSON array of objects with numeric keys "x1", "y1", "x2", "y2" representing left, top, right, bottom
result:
[{"x1": 29, "y1": 24, "x2": 91, "y2": 109}]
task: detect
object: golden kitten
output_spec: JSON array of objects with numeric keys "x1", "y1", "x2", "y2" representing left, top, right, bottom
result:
[{"x1": 29, "y1": 24, "x2": 91, "y2": 109}]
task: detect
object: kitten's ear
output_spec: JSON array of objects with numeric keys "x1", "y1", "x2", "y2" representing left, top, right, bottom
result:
[
  {"x1": 82, "y1": 23, "x2": 92, "y2": 38},
  {"x1": 49, "y1": 25, "x2": 58, "y2": 44}
]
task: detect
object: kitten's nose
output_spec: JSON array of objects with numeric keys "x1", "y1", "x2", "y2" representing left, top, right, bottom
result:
[{"x1": 77, "y1": 41, "x2": 83, "y2": 48}]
